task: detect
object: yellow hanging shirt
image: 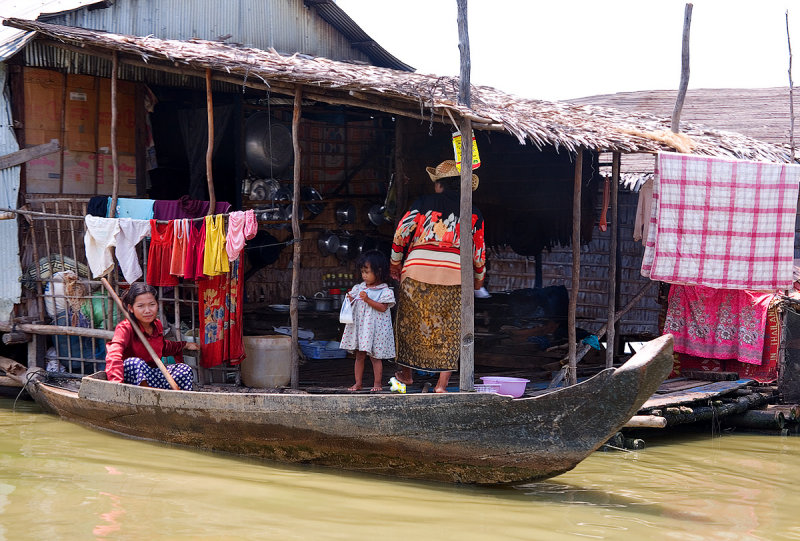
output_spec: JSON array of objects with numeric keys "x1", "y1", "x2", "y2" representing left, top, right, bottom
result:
[{"x1": 203, "y1": 214, "x2": 230, "y2": 276}]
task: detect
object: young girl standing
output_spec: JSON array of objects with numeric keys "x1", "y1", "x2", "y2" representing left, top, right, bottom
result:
[
  {"x1": 105, "y1": 283, "x2": 198, "y2": 390},
  {"x1": 341, "y1": 250, "x2": 396, "y2": 391}
]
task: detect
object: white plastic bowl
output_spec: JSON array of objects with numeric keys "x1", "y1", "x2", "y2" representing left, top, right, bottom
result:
[{"x1": 479, "y1": 376, "x2": 530, "y2": 398}]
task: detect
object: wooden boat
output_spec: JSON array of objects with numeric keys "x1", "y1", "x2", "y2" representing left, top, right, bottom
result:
[{"x1": 26, "y1": 335, "x2": 674, "y2": 485}]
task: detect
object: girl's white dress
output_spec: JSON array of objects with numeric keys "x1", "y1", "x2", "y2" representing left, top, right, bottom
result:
[{"x1": 340, "y1": 282, "x2": 396, "y2": 359}]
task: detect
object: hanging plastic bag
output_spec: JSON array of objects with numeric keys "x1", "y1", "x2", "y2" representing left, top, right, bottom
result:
[{"x1": 339, "y1": 295, "x2": 354, "y2": 324}]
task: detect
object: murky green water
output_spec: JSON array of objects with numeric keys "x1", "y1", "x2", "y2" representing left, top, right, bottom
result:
[{"x1": 1, "y1": 398, "x2": 799, "y2": 541}]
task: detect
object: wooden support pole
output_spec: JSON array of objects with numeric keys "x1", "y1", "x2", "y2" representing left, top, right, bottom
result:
[
  {"x1": 671, "y1": 3, "x2": 693, "y2": 134},
  {"x1": 606, "y1": 152, "x2": 620, "y2": 368},
  {"x1": 109, "y1": 50, "x2": 119, "y2": 217},
  {"x1": 205, "y1": 68, "x2": 216, "y2": 212},
  {"x1": 290, "y1": 86, "x2": 303, "y2": 389},
  {"x1": 568, "y1": 150, "x2": 583, "y2": 386},
  {"x1": 788, "y1": 10, "x2": 796, "y2": 163},
  {"x1": 457, "y1": 0, "x2": 474, "y2": 393}
]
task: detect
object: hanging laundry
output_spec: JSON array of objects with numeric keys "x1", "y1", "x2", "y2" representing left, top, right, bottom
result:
[
  {"x1": 225, "y1": 211, "x2": 248, "y2": 262},
  {"x1": 183, "y1": 219, "x2": 206, "y2": 281},
  {"x1": 170, "y1": 218, "x2": 190, "y2": 277},
  {"x1": 203, "y1": 214, "x2": 229, "y2": 276},
  {"x1": 111, "y1": 197, "x2": 155, "y2": 220},
  {"x1": 87, "y1": 195, "x2": 109, "y2": 218},
  {"x1": 84, "y1": 216, "x2": 120, "y2": 278},
  {"x1": 116, "y1": 218, "x2": 151, "y2": 283},
  {"x1": 152, "y1": 196, "x2": 231, "y2": 220},
  {"x1": 244, "y1": 209, "x2": 257, "y2": 240},
  {"x1": 199, "y1": 259, "x2": 244, "y2": 368},
  {"x1": 598, "y1": 176, "x2": 609, "y2": 232},
  {"x1": 663, "y1": 285, "x2": 774, "y2": 365},
  {"x1": 146, "y1": 219, "x2": 179, "y2": 286},
  {"x1": 642, "y1": 152, "x2": 800, "y2": 289},
  {"x1": 632, "y1": 177, "x2": 653, "y2": 246}
]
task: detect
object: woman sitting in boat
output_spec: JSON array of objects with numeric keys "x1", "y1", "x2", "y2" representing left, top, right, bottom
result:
[
  {"x1": 390, "y1": 160, "x2": 486, "y2": 393},
  {"x1": 104, "y1": 283, "x2": 198, "y2": 390}
]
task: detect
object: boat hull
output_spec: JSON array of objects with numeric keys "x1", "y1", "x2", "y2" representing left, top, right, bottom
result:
[{"x1": 29, "y1": 335, "x2": 674, "y2": 484}]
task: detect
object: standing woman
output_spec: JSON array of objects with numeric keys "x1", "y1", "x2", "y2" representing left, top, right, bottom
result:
[
  {"x1": 105, "y1": 282, "x2": 198, "y2": 390},
  {"x1": 390, "y1": 160, "x2": 486, "y2": 393}
]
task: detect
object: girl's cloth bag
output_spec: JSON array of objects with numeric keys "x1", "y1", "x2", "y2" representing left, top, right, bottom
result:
[{"x1": 339, "y1": 296, "x2": 354, "y2": 324}]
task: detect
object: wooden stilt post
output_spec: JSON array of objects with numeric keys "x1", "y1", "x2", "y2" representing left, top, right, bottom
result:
[
  {"x1": 205, "y1": 68, "x2": 216, "y2": 211},
  {"x1": 606, "y1": 152, "x2": 620, "y2": 368},
  {"x1": 568, "y1": 150, "x2": 583, "y2": 386},
  {"x1": 671, "y1": 3, "x2": 693, "y2": 134},
  {"x1": 457, "y1": 0, "x2": 474, "y2": 392},
  {"x1": 109, "y1": 50, "x2": 119, "y2": 217},
  {"x1": 290, "y1": 86, "x2": 303, "y2": 389}
]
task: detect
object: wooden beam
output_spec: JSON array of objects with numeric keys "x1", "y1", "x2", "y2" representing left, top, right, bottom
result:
[
  {"x1": 606, "y1": 152, "x2": 620, "y2": 368},
  {"x1": 671, "y1": 3, "x2": 693, "y2": 133},
  {"x1": 289, "y1": 86, "x2": 303, "y2": 389},
  {"x1": 568, "y1": 150, "x2": 583, "y2": 386},
  {"x1": 457, "y1": 0, "x2": 475, "y2": 393},
  {"x1": 0, "y1": 321, "x2": 114, "y2": 340},
  {"x1": 109, "y1": 50, "x2": 119, "y2": 218},
  {"x1": 0, "y1": 139, "x2": 59, "y2": 170},
  {"x1": 624, "y1": 415, "x2": 667, "y2": 429},
  {"x1": 205, "y1": 68, "x2": 216, "y2": 212}
]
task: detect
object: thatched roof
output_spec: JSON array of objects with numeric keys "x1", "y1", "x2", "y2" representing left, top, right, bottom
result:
[
  {"x1": 571, "y1": 87, "x2": 795, "y2": 149},
  {"x1": 3, "y1": 17, "x2": 794, "y2": 163}
]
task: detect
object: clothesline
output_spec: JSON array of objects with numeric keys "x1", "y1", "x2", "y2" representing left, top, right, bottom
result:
[{"x1": 0, "y1": 207, "x2": 279, "y2": 223}]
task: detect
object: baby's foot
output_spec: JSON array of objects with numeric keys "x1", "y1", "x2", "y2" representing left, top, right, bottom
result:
[{"x1": 394, "y1": 371, "x2": 413, "y2": 385}]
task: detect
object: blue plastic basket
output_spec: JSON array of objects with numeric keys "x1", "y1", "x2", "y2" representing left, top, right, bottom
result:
[{"x1": 299, "y1": 340, "x2": 348, "y2": 360}]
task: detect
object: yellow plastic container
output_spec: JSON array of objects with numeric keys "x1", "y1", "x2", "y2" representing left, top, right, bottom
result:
[{"x1": 241, "y1": 335, "x2": 291, "y2": 388}]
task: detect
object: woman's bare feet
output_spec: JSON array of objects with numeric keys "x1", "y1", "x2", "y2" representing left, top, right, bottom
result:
[
  {"x1": 348, "y1": 383, "x2": 362, "y2": 391},
  {"x1": 433, "y1": 386, "x2": 448, "y2": 393},
  {"x1": 394, "y1": 370, "x2": 413, "y2": 385}
]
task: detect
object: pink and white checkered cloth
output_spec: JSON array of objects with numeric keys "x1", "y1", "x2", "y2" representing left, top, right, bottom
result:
[{"x1": 641, "y1": 152, "x2": 800, "y2": 290}]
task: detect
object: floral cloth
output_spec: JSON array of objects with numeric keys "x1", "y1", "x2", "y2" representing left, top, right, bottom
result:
[
  {"x1": 340, "y1": 282, "x2": 396, "y2": 359},
  {"x1": 199, "y1": 259, "x2": 244, "y2": 367},
  {"x1": 663, "y1": 285, "x2": 775, "y2": 365}
]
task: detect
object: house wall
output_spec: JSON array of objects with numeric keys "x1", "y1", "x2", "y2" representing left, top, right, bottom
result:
[
  {"x1": 0, "y1": 63, "x2": 22, "y2": 322},
  {"x1": 40, "y1": 0, "x2": 373, "y2": 66}
]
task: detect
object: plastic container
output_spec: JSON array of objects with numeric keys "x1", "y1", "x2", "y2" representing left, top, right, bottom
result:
[
  {"x1": 299, "y1": 340, "x2": 348, "y2": 360},
  {"x1": 474, "y1": 383, "x2": 502, "y2": 394},
  {"x1": 241, "y1": 335, "x2": 292, "y2": 388},
  {"x1": 479, "y1": 376, "x2": 530, "y2": 398}
]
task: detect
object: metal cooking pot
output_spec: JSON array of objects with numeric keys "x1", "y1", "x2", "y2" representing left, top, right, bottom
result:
[
  {"x1": 317, "y1": 231, "x2": 340, "y2": 256},
  {"x1": 312, "y1": 292, "x2": 333, "y2": 312},
  {"x1": 367, "y1": 204, "x2": 391, "y2": 226},
  {"x1": 301, "y1": 186, "x2": 325, "y2": 217},
  {"x1": 335, "y1": 203, "x2": 356, "y2": 225},
  {"x1": 336, "y1": 233, "x2": 356, "y2": 260},
  {"x1": 355, "y1": 235, "x2": 378, "y2": 257},
  {"x1": 244, "y1": 113, "x2": 293, "y2": 177}
]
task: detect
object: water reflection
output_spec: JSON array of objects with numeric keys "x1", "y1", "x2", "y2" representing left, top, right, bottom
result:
[{"x1": 1, "y1": 399, "x2": 800, "y2": 540}]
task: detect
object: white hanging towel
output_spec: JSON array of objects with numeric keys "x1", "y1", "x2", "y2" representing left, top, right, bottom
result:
[
  {"x1": 116, "y1": 218, "x2": 152, "y2": 282},
  {"x1": 84, "y1": 216, "x2": 120, "y2": 278}
]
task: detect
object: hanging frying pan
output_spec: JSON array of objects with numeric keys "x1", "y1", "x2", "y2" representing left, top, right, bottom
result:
[{"x1": 244, "y1": 113, "x2": 293, "y2": 177}]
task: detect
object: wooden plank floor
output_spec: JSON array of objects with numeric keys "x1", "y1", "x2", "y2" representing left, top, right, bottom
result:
[{"x1": 639, "y1": 378, "x2": 755, "y2": 410}]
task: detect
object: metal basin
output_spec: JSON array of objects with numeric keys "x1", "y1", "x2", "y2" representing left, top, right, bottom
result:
[{"x1": 244, "y1": 113, "x2": 293, "y2": 177}]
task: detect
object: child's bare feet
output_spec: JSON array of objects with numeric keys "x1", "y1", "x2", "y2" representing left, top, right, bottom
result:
[
  {"x1": 434, "y1": 386, "x2": 448, "y2": 393},
  {"x1": 370, "y1": 386, "x2": 382, "y2": 392},
  {"x1": 348, "y1": 384, "x2": 362, "y2": 391},
  {"x1": 394, "y1": 371, "x2": 413, "y2": 385}
]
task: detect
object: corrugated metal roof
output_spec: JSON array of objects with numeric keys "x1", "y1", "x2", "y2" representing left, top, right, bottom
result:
[
  {"x1": 34, "y1": 0, "x2": 411, "y2": 71},
  {"x1": 0, "y1": 0, "x2": 101, "y2": 61},
  {"x1": 0, "y1": 63, "x2": 21, "y2": 321},
  {"x1": 302, "y1": 0, "x2": 413, "y2": 71}
]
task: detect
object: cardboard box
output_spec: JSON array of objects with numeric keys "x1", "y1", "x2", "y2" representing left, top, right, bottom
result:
[
  {"x1": 23, "y1": 68, "x2": 64, "y2": 143},
  {"x1": 98, "y1": 78, "x2": 136, "y2": 154},
  {"x1": 62, "y1": 150, "x2": 97, "y2": 194},
  {"x1": 26, "y1": 150, "x2": 61, "y2": 194},
  {"x1": 96, "y1": 153, "x2": 137, "y2": 196},
  {"x1": 64, "y1": 74, "x2": 97, "y2": 152}
]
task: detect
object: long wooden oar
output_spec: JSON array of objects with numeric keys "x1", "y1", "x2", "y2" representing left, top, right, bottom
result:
[{"x1": 100, "y1": 277, "x2": 180, "y2": 390}]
